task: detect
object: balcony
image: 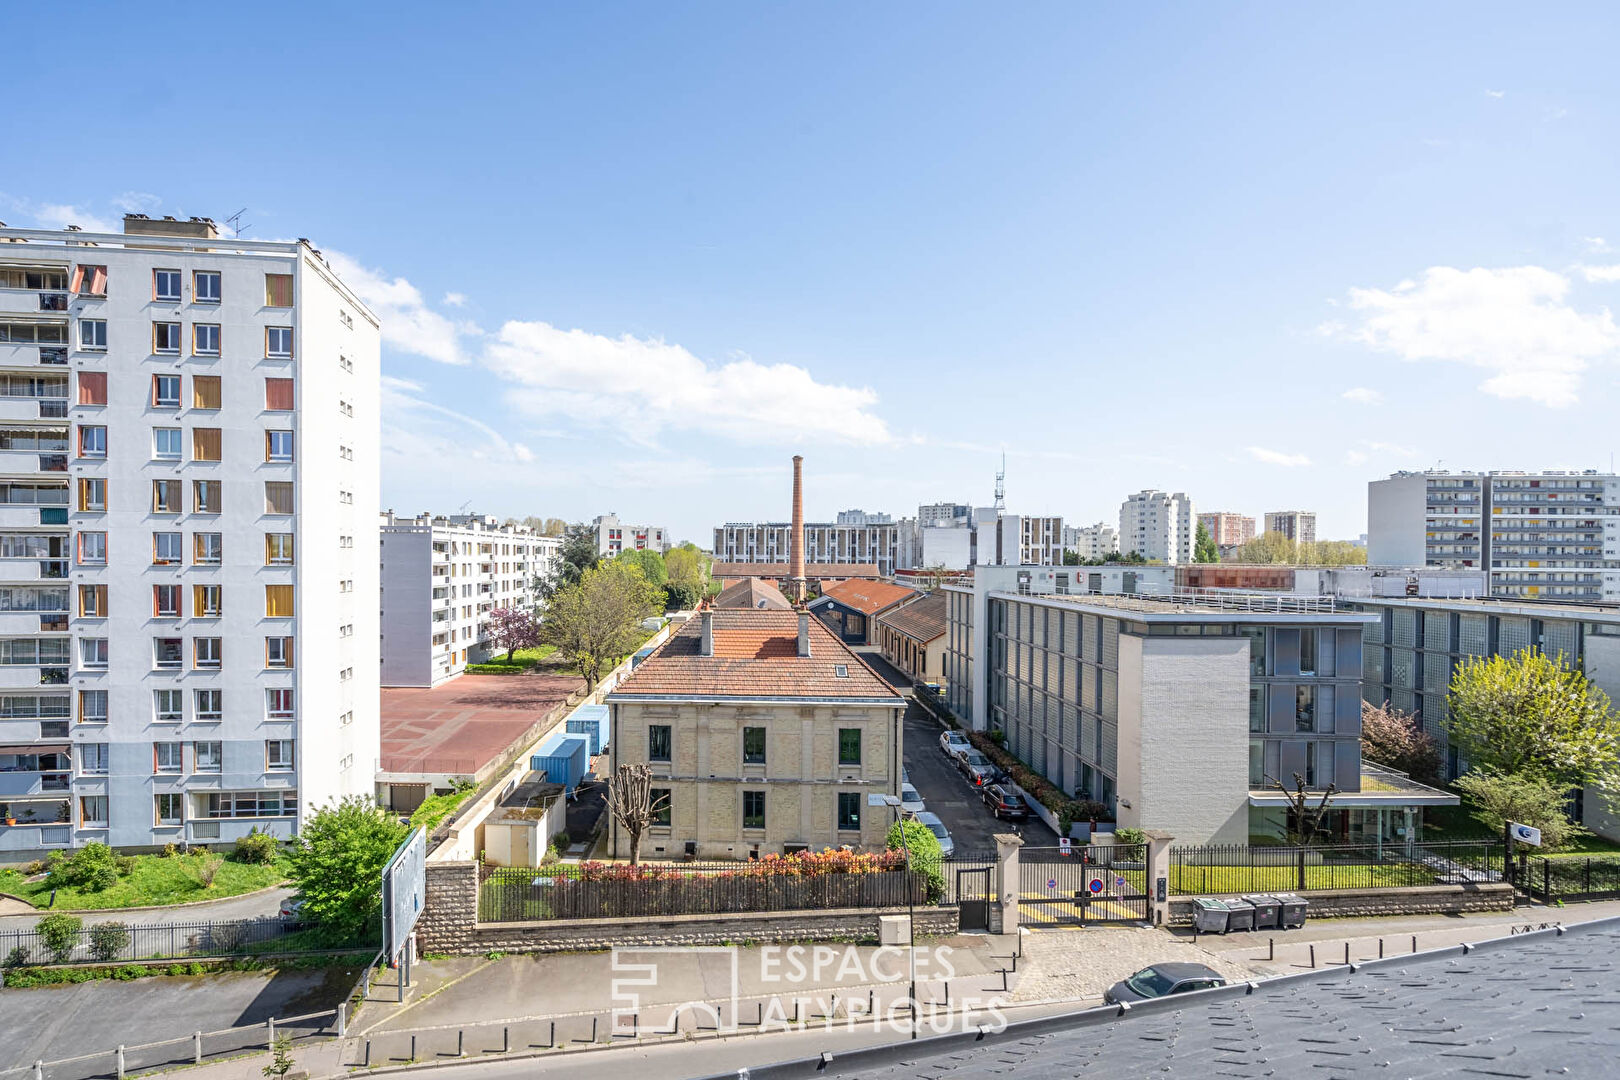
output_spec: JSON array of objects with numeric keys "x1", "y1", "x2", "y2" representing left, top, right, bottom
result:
[{"x1": 0, "y1": 290, "x2": 68, "y2": 316}]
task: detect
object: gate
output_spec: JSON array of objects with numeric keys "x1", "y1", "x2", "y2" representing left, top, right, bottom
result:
[
  {"x1": 954, "y1": 865, "x2": 992, "y2": 930},
  {"x1": 1019, "y1": 843, "x2": 1149, "y2": 925}
]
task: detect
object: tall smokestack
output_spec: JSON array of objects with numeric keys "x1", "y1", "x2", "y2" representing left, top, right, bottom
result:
[{"x1": 789, "y1": 455, "x2": 806, "y2": 603}]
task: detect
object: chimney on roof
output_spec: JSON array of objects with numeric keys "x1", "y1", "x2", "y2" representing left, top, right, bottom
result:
[
  {"x1": 789, "y1": 455, "x2": 807, "y2": 603},
  {"x1": 797, "y1": 613, "x2": 811, "y2": 657},
  {"x1": 700, "y1": 611, "x2": 714, "y2": 657}
]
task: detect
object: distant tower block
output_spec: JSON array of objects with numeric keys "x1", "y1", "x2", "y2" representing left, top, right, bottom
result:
[{"x1": 789, "y1": 455, "x2": 807, "y2": 603}]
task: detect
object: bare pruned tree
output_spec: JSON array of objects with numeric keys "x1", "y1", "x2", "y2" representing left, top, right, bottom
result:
[
  {"x1": 1267, "y1": 772, "x2": 1338, "y2": 846},
  {"x1": 608, "y1": 762, "x2": 670, "y2": 866}
]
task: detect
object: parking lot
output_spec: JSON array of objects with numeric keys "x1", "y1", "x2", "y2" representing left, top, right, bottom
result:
[{"x1": 901, "y1": 701, "x2": 1057, "y2": 855}]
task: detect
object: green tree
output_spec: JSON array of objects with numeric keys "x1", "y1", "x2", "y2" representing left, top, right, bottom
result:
[
  {"x1": 1454, "y1": 770, "x2": 1585, "y2": 850},
  {"x1": 886, "y1": 818, "x2": 945, "y2": 902},
  {"x1": 665, "y1": 543, "x2": 711, "y2": 593},
  {"x1": 262, "y1": 1034, "x2": 297, "y2": 1080},
  {"x1": 1194, "y1": 522, "x2": 1218, "y2": 563},
  {"x1": 615, "y1": 548, "x2": 668, "y2": 588},
  {"x1": 36, "y1": 913, "x2": 81, "y2": 963},
  {"x1": 1232, "y1": 531, "x2": 1297, "y2": 564},
  {"x1": 286, "y1": 796, "x2": 410, "y2": 939},
  {"x1": 87, "y1": 921, "x2": 130, "y2": 962},
  {"x1": 662, "y1": 580, "x2": 704, "y2": 611},
  {"x1": 1061, "y1": 549, "x2": 1081, "y2": 566},
  {"x1": 536, "y1": 527, "x2": 601, "y2": 600},
  {"x1": 1444, "y1": 649, "x2": 1620, "y2": 791},
  {"x1": 540, "y1": 560, "x2": 662, "y2": 690}
]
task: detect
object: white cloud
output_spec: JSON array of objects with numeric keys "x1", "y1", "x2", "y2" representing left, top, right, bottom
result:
[
  {"x1": 1579, "y1": 264, "x2": 1620, "y2": 283},
  {"x1": 324, "y1": 250, "x2": 473, "y2": 365},
  {"x1": 112, "y1": 191, "x2": 162, "y2": 214},
  {"x1": 1485, "y1": 89, "x2": 1505, "y2": 99},
  {"x1": 1583, "y1": 237, "x2": 1609, "y2": 253},
  {"x1": 1345, "y1": 449, "x2": 1369, "y2": 466},
  {"x1": 443, "y1": 292, "x2": 467, "y2": 307},
  {"x1": 0, "y1": 194, "x2": 119, "y2": 234},
  {"x1": 1247, "y1": 446, "x2": 1311, "y2": 467},
  {"x1": 1329, "y1": 266, "x2": 1620, "y2": 407},
  {"x1": 381, "y1": 376, "x2": 533, "y2": 466},
  {"x1": 1363, "y1": 440, "x2": 1416, "y2": 456},
  {"x1": 1341, "y1": 387, "x2": 1383, "y2": 405},
  {"x1": 484, "y1": 321, "x2": 891, "y2": 446}
]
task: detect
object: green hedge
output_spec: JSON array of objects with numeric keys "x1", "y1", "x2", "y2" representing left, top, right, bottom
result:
[{"x1": 964, "y1": 730, "x2": 1111, "y2": 832}]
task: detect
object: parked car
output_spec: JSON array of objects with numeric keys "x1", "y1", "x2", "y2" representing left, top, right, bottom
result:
[
  {"x1": 912, "y1": 811, "x2": 954, "y2": 859},
  {"x1": 958, "y1": 750, "x2": 998, "y2": 786},
  {"x1": 1104, "y1": 963, "x2": 1228, "y2": 1004},
  {"x1": 900, "y1": 783, "x2": 926, "y2": 816},
  {"x1": 940, "y1": 731, "x2": 970, "y2": 759},
  {"x1": 981, "y1": 784, "x2": 1029, "y2": 819}
]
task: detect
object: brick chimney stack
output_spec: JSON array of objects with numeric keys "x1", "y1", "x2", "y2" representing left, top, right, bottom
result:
[{"x1": 789, "y1": 455, "x2": 807, "y2": 603}]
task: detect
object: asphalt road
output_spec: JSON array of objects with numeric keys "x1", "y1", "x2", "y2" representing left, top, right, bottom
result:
[
  {"x1": 0, "y1": 884, "x2": 293, "y2": 930},
  {"x1": 901, "y1": 703, "x2": 1056, "y2": 857}
]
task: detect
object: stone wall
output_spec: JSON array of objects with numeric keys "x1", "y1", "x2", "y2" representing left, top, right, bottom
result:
[
  {"x1": 418, "y1": 860, "x2": 959, "y2": 955},
  {"x1": 1166, "y1": 883, "x2": 1514, "y2": 925}
]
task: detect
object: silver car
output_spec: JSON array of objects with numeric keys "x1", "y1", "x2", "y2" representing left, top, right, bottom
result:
[
  {"x1": 900, "y1": 783, "x2": 925, "y2": 816},
  {"x1": 911, "y1": 811, "x2": 954, "y2": 858}
]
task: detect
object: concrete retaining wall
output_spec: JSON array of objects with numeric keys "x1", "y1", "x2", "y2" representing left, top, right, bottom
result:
[{"x1": 1166, "y1": 883, "x2": 1514, "y2": 925}]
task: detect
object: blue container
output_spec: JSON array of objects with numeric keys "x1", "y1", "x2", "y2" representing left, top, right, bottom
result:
[
  {"x1": 566, "y1": 704, "x2": 609, "y2": 755},
  {"x1": 530, "y1": 733, "x2": 590, "y2": 794}
]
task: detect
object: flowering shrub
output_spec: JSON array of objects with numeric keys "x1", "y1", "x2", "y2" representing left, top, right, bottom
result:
[{"x1": 563, "y1": 849, "x2": 906, "y2": 883}]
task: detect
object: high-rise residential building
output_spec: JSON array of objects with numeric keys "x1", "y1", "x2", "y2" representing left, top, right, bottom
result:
[
  {"x1": 1197, "y1": 512, "x2": 1255, "y2": 549},
  {"x1": 835, "y1": 508, "x2": 891, "y2": 526},
  {"x1": 1118, "y1": 490, "x2": 1195, "y2": 564},
  {"x1": 1264, "y1": 510, "x2": 1317, "y2": 544},
  {"x1": 1011, "y1": 514, "x2": 1065, "y2": 565},
  {"x1": 713, "y1": 520, "x2": 901, "y2": 575},
  {"x1": 1367, "y1": 470, "x2": 1620, "y2": 601},
  {"x1": 0, "y1": 215, "x2": 378, "y2": 858},
  {"x1": 1064, "y1": 522, "x2": 1119, "y2": 561},
  {"x1": 589, "y1": 513, "x2": 667, "y2": 557},
  {"x1": 917, "y1": 502, "x2": 972, "y2": 528},
  {"x1": 379, "y1": 512, "x2": 559, "y2": 687}
]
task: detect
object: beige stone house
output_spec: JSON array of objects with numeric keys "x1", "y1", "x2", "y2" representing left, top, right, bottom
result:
[
  {"x1": 876, "y1": 592, "x2": 946, "y2": 685},
  {"x1": 606, "y1": 609, "x2": 905, "y2": 860}
]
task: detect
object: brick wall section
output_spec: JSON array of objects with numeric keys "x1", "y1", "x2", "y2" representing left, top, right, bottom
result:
[
  {"x1": 1166, "y1": 883, "x2": 1514, "y2": 925},
  {"x1": 418, "y1": 861, "x2": 958, "y2": 955}
]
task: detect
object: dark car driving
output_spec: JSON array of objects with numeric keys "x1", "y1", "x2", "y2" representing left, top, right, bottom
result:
[
  {"x1": 981, "y1": 784, "x2": 1029, "y2": 819},
  {"x1": 1104, "y1": 963, "x2": 1228, "y2": 1004}
]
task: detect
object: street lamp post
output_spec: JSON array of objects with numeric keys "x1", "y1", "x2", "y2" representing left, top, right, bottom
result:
[{"x1": 874, "y1": 793, "x2": 918, "y2": 1039}]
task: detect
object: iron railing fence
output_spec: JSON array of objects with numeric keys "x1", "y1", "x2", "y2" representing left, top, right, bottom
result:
[
  {"x1": 1168, "y1": 839, "x2": 1504, "y2": 896},
  {"x1": 0, "y1": 916, "x2": 358, "y2": 966},
  {"x1": 1520, "y1": 854, "x2": 1620, "y2": 901}
]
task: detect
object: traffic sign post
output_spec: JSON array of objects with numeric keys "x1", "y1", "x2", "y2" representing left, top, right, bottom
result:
[{"x1": 1058, "y1": 837, "x2": 1071, "y2": 857}]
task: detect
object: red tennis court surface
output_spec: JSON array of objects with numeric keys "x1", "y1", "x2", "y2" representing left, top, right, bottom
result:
[{"x1": 380, "y1": 672, "x2": 582, "y2": 777}]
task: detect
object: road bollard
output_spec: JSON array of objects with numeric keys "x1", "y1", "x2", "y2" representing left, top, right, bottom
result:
[
  {"x1": 363, "y1": 1041, "x2": 371, "y2": 1067},
  {"x1": 410, "y1": 1034, "x2": 416, "y2": 1061},
  {"x1": 1309, "y1": 944, "x2": 1316, "y2": 969},
  {"x1": 1411, "y1": 935, "x2": 1417, "y2": 954},
  {"x1": 1344, "y1": 942, "x2": 1350, "y2": 966},
  {"x1": 193, "y1": 1031, "x2": 202, "y2": 1064},
  {"x1": 457, "y1": 1030, "x2": 464, "y2": 1058},
  {"x1": 503, "y1": 1026, "x2": 509, "y2": 1054},
  {"x1": 267, "y1": 1017, "x2": 275, "y2": 1050},
  {"x1": 115, "y1": 1046, "x2": 125, "y2": 1080},
  {"x1": 1268, "y1": 938, "x2": 1274, "y2": 961},
  {"x1": 34, "y1": 1060, "x2": 43, "y2": 1080},
  {"x1": 549, "y1": 1021, "x2": 555, "y2": 1048},
  {"x1": 1378, "y1": 938, "x2": 1384, "y2": 959}
]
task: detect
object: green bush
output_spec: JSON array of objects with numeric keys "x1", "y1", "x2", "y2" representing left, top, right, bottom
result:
[
  {"x1": 36, "y1": 913, "x2": 82, "y2": 963},
  {"x1": 47, "y1": 843, "x2": 120, "y2": 892},
  {"x1": 1113, "y1": 827, "x2": 1147, "y2": 847},
  {"x1": 3, "y1": 946, "x2": 28, "y2": 968},
  {"x1": 287, "y1": 796, "x2": 410, "y2": 937},
  {"x1": 886, "y1": 819, "x2": 945, "y2": 903},
  {"x1": 233, "y1": 829, "x2": 281, "y2": 865},
  {"x1": 87, "y1": 921, "x2": 130, "y2": 962},
  {"x1": 550, "y1": 830, "x2": 571, "y2": 855}
]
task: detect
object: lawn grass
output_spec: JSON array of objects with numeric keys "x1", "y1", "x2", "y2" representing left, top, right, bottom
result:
[
  {"x1": 0, "y1": 852, "x2": 289, "y2": 910},
  {"x1": 1545, "y1": 833, "x2": 1620, "y2": 858},
  {"x1": 1170, "y1": 861, "x2": 1436, "y2": 895},
  {"x1": 409, "y1": 787, "x2": 476, "y2": 833}
]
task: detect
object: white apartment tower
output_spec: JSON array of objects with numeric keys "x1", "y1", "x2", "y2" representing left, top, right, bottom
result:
[
  {"x1": 0, "y1": 216, "x2": 379, "y2": 857},
  {"x1": 589, "y1": 513, "x2": 667, "y2": 557},
  {"x1": 1118, "y1": 490, "x2": 1195, "y2": 564},
  {"x1": 1264, "y1": 510, "x2": 1317, "y2": 544},
  {"x1": 379, "y1": 511, "x2": 559, "y2": 686},
  {"x1": 1064, "y1": 522, "x2": 1119, "y2": 561}
]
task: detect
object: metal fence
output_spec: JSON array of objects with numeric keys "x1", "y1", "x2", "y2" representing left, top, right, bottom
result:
[
  {"x1": 1168, "y1": 839, "x2": 1504, "y2": 895},
  {"x1": 1521, "y1": 855, "x2": 1620, "y2": 902},
  {"x1": 0, "y1": 916, "x2": 334, "y2": 966},
  {"x1": 479, "y1": 861, "x2": 929, "y2": 922}
]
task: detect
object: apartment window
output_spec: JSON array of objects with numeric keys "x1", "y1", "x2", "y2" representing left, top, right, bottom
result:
[
  {"x1": 194, "y1": 270, "x2": 221, "y2": 304},
  {"x1": 195, "y1": 689, "x2": 222, "y2": 721},
  {"x1": 79, "y1": 637, "x2": 108, "y2": 668},
  {"x1": 266, "y1": 430, "x2": 294, "y2": 462},
  {"x1": 193, "y1": 584, "x2": 222, "y2": 618},
  {"x1": 838, "y1": 728, "x2": 862, "y2": 765},
  {"x1": 73, "y1": 265, "x2": 107, "y2": 297},
  {"x1": 192, "y1": 375, "x2": 221, "y2": 409},
  {"x1": 80, "y1": 742, "x2": 109, "y2": 774},
  {"x1": 1249, "y1": 740, "x2": 1265, "y2": 786},
  {"x1": 154, "y1": 269, "x2": 181, "y2": 303},
  {"x1": 79, "y1": 689, "x2": 107, "y2": 723},
  {"x1": 265, "y1": 274, "x2": 293, "y2": 307},
  {"x1": 265, "y1": 688, "x2": 294, "y2": 719},
  {"x1": 742, "y1": 790, "x2": 766, "y2": 830},
  {"x1": 1249, "y1": 687, "x2": 1266, "y2": 733},
  {"x1": 155, "y1": 532, "x2": 185, "y2": 565},
  {"x1": 77, "y1": 371, "x2": 107, "y2": 405},
  {"x1": 193, "y1": 532, "x2": 222, "y2": 564},
  {"x1": 201, "y1": 790, "x2": 297, "y2": 819},
  {"x1": 1299, "y1": 629, "x2": 1317, "y2": 676},
  {"x1": 153, "y1": 321, "x2": 181, "y2": 353},
  {"x1": 649, "y1": 787, "x2": 671, "y2": 827},
  {"x1": 192, "y1": 428, "x2": 221, "y2": 462},
  {"x1": 77, "y1": 425, "x2": 106, "y2": 457},
  {"x1": 193, "y1": 636, "x2": 222, "y2": 670},
  {"x1": 77, "y1": 531, "x2": 107, "y2": 565},
  {"x1": 265, "y1": 533, "x2": 294, "y2": 565},
  {"x1": 154, "y1": 637, "x2": 183, "y2": 669},
  {"x1": 152, "y1": 584, "x2": 180, "y2": 617},
  {"x1": 648, "y1": 724, "x2": 672, "y2": 762},
  {"x1": 265, "y1": 636, "x2": 293, "y2": 668},
  {"x1": 265, "y1": 584, "x2": 294, "y2": 618},
  {"x1": 78, "y1": 319, "x2": 107, "y2": 350},
  {"x1": 153, "y1": 427, "x2": 182, "y2": 459},
  {"x1": 1295, "y1": 685, "x2": 1317, "y2": 733},
  {"x1": 267, "y1": 739, "x2": 295, "y2": 771},
  {"x1": 190, "y1": 322, "x2": 225, "y2": 358},
  {"x1": 264, "y1": 482, "x2": 294, "y2": 515},
  {"x1": 742, "y1": 726, "x2": 766, "y2": 765},
  {"x1": 147, "y1": 376, "x2": 181, "y2": 410},
  {"x1": 78, "y1": 478, "x2": 106, "y2": 512},
  {"x1": 836, "y1": 792, "x2": 862, "y2": 832},
  {"x1": 192, "y1": 479, "x2": 221, "y2": 514},
  {"x1": 266, "y1": 327, "x2": 293, "y2": 359},
  {"x1": 194, "y1": 741, "x2": 223, "y2": 772},
  {"x1": 155, "y1": 793, "x2": 183, "y2": 826},
  {"x1": 152, "y1": 479, "x2": 180, "y2": 513},
  {"x1": 154, "y1": 742, "x2": 183, "y2": 773},
  {"x1": 265, "y1": 377, "x2": 294, "y2": 410},
  {"x1": 80, "y1": 795, "x2": 108, "y2": 827},
  {"x1": 77, "y1": 583, "x2": 107, "y2": 618},
  {"x1": 1304, "y1": 742, "x2": 1320, "y2": 788}
]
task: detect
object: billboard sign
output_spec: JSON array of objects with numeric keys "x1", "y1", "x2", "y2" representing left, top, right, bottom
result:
[{"x1": 382, "y1": 827, "x2": 427, "y2": 960}]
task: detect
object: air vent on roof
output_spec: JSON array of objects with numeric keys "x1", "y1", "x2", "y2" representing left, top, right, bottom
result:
[{"x1": 835, "y1": 664, "x2": 849, "y2": 678}]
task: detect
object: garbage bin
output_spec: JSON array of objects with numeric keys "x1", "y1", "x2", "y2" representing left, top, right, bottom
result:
[
  {"x1": 1244, "y1": 895, "x2": 1281, "y2": 930},
  {"x1": 1275, "y1": 893, "x2": 1307, "y2": 929},
  {"x1": 1191, "y1": 897, "x2": 1230, "y2": 934},
  {"x1": 1224, "y1": 897, "x2": 1256, "y2": 933}
]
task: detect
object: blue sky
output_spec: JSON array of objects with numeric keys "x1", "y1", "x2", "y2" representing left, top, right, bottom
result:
[{"x1": 5, "y1": 2, "x2": 1619, "y2": 544}]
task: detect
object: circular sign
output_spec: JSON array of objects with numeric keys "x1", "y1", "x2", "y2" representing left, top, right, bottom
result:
[
  {"x1": 1115, "y1": 876, "x2": 1127, "y2": 888},
  {"x1": 1088, "y1": 879, "x2": 1104, "y2": 894},
  {"x1": 1047, "y1": 879, "x2": 1057, "y2": 890}
]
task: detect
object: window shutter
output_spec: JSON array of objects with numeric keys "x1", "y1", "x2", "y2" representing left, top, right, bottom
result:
[
  {"x1": 193, "y1": 428, "x2": 222, "y2": 461},
  {"x1": 265, "y1": 274, "x2": 293, "y2": 307},
  {"x1": 265, "y1": 378, "x2": 294, "y2": 411},
  {"x1": 192, "y1": 376, "x2": 221, "y2": 409},
  {"x1": 70, "y1": 266, "x2": 84, "y2": 294},
  {"x1": 77, "y1": 372, "x2": 107, "y2": 405},
  {"x1": 265, "y1": 585, "x2": 294, "y2": 618}
]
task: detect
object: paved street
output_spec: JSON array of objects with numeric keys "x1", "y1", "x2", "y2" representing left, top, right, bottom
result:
[
  {"x1": 0, "y1": 885, "x2": 293, "y2": 931},
  {"x1": 901, "y1": 703, "x2": 1056, "y2": 856}
]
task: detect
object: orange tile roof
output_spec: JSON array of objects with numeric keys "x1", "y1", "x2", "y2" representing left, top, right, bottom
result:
[
  {"x1": 714, "y1": 577, "x2": 792, "y2": 610},
  {"x1": 876, "y1": 592, "x2": 947, "y2": 642},
  {"x1": 814, "y1": 578, "x2": 919, "y2": 616},
  {"x1": 610, "y1": 610, "x2": 902, "y2": 701}
]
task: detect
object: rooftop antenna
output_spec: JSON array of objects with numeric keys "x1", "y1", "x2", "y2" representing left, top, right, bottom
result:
[
  {"x1": 994, "y1": 452, "x2": 1006, "y2": 516},
  {"x1": 223, "y1": 208, "x2": 251, "y2": 238},
  {"x1": 458, "y1": 500, "x2": 472, "y2": 515}
]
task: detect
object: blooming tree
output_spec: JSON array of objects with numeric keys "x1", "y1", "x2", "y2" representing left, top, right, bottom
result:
[{"x1": 487, "y1": 606, "x2": 539, "y2": 662}]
